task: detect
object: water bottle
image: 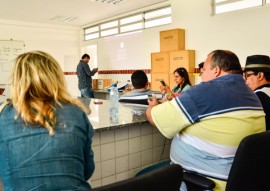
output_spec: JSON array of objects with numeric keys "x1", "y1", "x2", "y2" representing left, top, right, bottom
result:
[{"x1": 109, "y1": 83, "x2": 119, "y2": 118}]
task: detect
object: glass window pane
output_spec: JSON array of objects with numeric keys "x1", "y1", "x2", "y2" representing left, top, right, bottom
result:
[
  {"x1": 145, "y1": 7, "x2": 171, "y2": 19},
  {"x1": 120, "y1": 22, "x2": 143, "y2": 33},
  {"x1": 215, "y1": 0, "x2": 262, "y2": 14},
  {"x1": 85, "y1": 26, "x2": 99, "y2": 34},
  {"x1": 100, "y1": 28, "x2": 119, "y2": 37},
  {"x1": 100, "y1": 20, "x2": 118, "y2": 30},
  {"x1": 85, "y1": 33, "x2": 99, "y2": 40},
  {"x1": 215, "y1": 0, "x2": 227, "y2": 3},
  {"x1": 145, "y1": 17, "x2": 171, "y2": 28},
  {"x1": 120, "y1": 14, "x2": 143, "y2": 25}
]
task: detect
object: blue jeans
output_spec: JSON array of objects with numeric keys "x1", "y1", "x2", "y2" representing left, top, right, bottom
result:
[{"x1": 80, "y1": 87, "x2": 95, "y2": 98}]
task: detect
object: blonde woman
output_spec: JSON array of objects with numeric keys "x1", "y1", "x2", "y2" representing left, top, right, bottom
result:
[{"x1": 0, "y1": 51, "x2": 95, "y2": 190}]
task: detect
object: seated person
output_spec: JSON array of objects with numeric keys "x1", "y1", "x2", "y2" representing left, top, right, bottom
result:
[
  {"x1": 199, "y1": 62, "x2": 204, "y2": 76},
  {"x1": 161, "y1": 67, "x2": 191, "y2": 101},
  {"x1": 119, "y1": 70, "x2": 161, "y2": 105},
  {"x1": 0, "y1": 51, "x2": 95, "y2": 190},
  {"x1": 146, "y1": 50, "x2": 265, "y2": 191},
  {"x1": 243, "y1": 54, "x2": 270, "y2": 130}
]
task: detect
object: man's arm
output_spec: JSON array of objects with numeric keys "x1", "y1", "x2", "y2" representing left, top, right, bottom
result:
[
  {"x1": 146, "y1": 105, "x2": 155, "y2": 127},
  {"x1": 146, "y1": 94, "x2": 159, "y2": 127}
]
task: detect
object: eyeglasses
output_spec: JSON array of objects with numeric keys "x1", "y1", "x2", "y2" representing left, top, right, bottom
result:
[{"x1": 243, "y1": 72, "x2": 256, "y2": 80}]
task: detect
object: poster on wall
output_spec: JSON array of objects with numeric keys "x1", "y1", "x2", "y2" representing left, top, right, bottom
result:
[{"x1": 0, "y1": 40, "x2": 25, "y2": 84}]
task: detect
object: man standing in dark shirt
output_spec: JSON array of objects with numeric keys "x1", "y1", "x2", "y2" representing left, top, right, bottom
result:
[
  {"x1": 77, "y1": 54, "x2": 98, "y2": 98},
  {"x1": 244, "y1": 54, "x2": 270, "y2": 130}
]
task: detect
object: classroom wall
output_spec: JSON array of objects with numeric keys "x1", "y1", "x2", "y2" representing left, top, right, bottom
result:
[
  {"x1": 1, "y1": 0, "x2": 270, "y2": 98},
  {"x1": 171, "y1": 0, "x2": 270, "y2": 65},
  {"x1": 82, "y1": 0, "x2": 270, "y2": 88},
  {"x1": 0, "y1": 19, "x2": 81, "y2": 98}
]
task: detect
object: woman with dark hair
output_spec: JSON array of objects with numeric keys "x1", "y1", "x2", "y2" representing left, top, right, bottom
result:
[
  {"x1": 160, "y1": 67, "x2": 191, "y2": 101},
  {"x1": 172, "y1": 67, "x2": 191, "y2": 94}
]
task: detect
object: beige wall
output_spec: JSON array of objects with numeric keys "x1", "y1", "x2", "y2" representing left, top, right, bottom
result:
[
  {"x1": 1, "y1": 0, "x2": 270, "y2": 97},
  {"x1": 0, "y1": 20, "x2": 81, "y2": 97}
]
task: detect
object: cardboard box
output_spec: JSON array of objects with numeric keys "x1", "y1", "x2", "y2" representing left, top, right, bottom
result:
[
  {"x1": 92, "y1": 79, "x2": 98, "y2": 89},
  {"x1": 93, "y1": 79, "x2": 112, "y2": 90},
  {"x1": 160, "y1": 29, "x2": 185, "y2": 52},
  {"x1": 170, "y1": 73, "x2": 195, "y2": 90},
  {"x1": 151, "y1": 52, "x2": 170, "y2": 73},
  {"x1": 170, "y1": 50, "x2": 195, "y2": 73},
  {"x1": 151, "y1": 73, "x2": 169, "y2": 91}
]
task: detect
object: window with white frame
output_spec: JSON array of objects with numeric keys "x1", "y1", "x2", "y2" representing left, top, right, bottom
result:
[
  {"x1": 83, "y1": 6, "x2": 171, "y2": 40},
  {"x1": 213, "y1": 0, "x2": 263, "y2": 14}
]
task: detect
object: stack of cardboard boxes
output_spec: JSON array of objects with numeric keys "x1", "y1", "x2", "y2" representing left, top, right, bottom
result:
[
  {"x1": 92, "y1": 79, "x2": 112, "y2": 90},
  {"x1": 151, "y1": 28, "x2": 195, "y2": 91}
]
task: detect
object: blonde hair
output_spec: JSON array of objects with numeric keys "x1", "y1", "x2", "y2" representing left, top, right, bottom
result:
[{"x1": 11, "y1": 50, "x2": 84, "y2": 135}]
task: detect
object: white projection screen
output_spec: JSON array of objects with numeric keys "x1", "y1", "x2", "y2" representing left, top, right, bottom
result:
[{"x1": 97, "y1": 31, "x2": 144, "y2": 70}]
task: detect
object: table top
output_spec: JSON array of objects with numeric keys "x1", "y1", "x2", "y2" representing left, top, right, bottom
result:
[{"x1": 78, "y1": 98, "x2": 149, "y2": 132}]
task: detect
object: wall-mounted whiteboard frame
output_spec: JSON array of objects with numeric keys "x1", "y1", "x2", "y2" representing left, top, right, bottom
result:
[{"x1": 0, "y1": 40, "x2": 25, "y2": 84}]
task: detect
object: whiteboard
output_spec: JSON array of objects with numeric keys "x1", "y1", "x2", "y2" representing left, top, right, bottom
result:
[{"x1": 0, "y1": 40, "x2": 25, "y2": 84}]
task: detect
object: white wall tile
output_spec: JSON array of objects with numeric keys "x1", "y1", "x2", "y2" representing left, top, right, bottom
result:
[
  {"x1": 153, "y1": 132, "x2": 166, "y2": 148},
  {"x1": 101, "y1": 143, "x2": 115, "y2": 161},
  {"x1": 92, "y1": 145, "x2": 101, "y2": 162},
  {"x1": 116, "y1": 156, "x2": 129, "y2": 173},
  {"x1": 101, "y1": 130, "x2": 115, "y2": 144},
  {"x1": 141, "y1": 135, "x2": 152, "y2": 151},
  {"x1": 128, "y1": 168, "x2": 141, "y2": 178},
  {"x1": 116, "y1": 171, "x2": 129, "y2": 182},
  {"x1": 115, "y1": 127, "x2": 128, "y2": 141},
  {"x1": 162, "y1": 144, "x2": 171, "y2": 160},
  {"x1": 91, "y1": 179, "x2": 101, "y2": 188},
  {"x1": 142, "y1": 150, "x2": 153, "y2": 166},
  {"x1": 128, "y1": 126, "x2": 141, "y2": 138},
  {"x1": 141, "y1": 123, "x2": 153, "y2": 135},
  {"x1": 153, "y1": 147, "x2": 163, "y2": 163},
  {"x1": 129, "y1": 152, "x2": 142, "y2": 169},
  {"x1": 115, "y1": 140, "x2": 129, "y2": 157},
  {"x1": 91, "y1": 162, "x2": 101, "y2": 181},
  {"x1": 101, "y1": 159, "x2": 116, "y2": 177},
  {"x1": 129, "y1": 137, "x2": 141, "y2": 154},
  {"x1": 92, "y1": 132, "x2": 100, "y2": 146},
  {"x1": 102, "y1": 175, "x2": 116, "y2": 186}
]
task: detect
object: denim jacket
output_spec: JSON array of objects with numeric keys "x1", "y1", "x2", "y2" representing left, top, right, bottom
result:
[{"x1": 0, "y1": 102, "x2": 95, "y2": 191}]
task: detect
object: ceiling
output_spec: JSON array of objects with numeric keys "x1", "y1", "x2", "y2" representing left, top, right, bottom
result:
[{"x1": 0, "y1": 0, "x2": 168, "y2": 27}]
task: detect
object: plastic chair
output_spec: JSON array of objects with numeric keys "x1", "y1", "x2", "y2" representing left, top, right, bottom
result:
[
  {"x1": 183, "y1": 131, "x2": 270, "y2": 191},
  {"x1": 91, "y1": 164, "x2": 183, "y2": 191}
]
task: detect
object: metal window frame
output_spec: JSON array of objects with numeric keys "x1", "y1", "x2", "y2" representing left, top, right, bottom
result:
[
  {"x1": 83, "y1": 5, "x2": 171, "y2": 41},
  {"x1": 213, "y1": 0, "x2": 264, "y2": 15}
]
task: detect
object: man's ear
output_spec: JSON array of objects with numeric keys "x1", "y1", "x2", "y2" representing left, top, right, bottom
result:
[
  {"x1": 257, "y1": 72, "x2": 265, "y2": 81},
  {"x1": 214, "y1": 66, "x2": 221, "y2": 77}
]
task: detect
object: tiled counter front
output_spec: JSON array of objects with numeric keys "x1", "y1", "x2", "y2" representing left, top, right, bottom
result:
[{"x1": 89, "y1": 123, "x2": 171, "y2": 188}]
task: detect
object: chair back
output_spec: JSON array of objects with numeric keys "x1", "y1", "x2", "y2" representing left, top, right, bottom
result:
[
  {"x1": 91, "y1": 164, "x2": 183, "y2": 191},
  {"x1": 226, "y1": 131, "x2": 270, "y2": 191}
]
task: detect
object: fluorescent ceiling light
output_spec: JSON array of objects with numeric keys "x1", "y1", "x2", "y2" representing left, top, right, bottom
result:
[
  {"x1": 90, "y1": 0, "x2": 127, "y2": 5},
  {"x1": 49, "y1": 16, "x2": 77, "y2": 22}
]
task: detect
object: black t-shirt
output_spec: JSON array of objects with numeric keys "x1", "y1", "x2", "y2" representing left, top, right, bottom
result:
[{"x1": 255, "y1": 84, "x2": 270, "y2": 131}]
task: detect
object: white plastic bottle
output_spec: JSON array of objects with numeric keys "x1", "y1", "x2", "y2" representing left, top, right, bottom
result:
[{"x1": 109, "y1": 83, "x2": 119, "y2": 118}]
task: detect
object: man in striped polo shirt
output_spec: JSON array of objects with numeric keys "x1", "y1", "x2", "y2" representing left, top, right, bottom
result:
[{"x1": 146, "y1": 50, "x2": 265, "y2": 191}]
